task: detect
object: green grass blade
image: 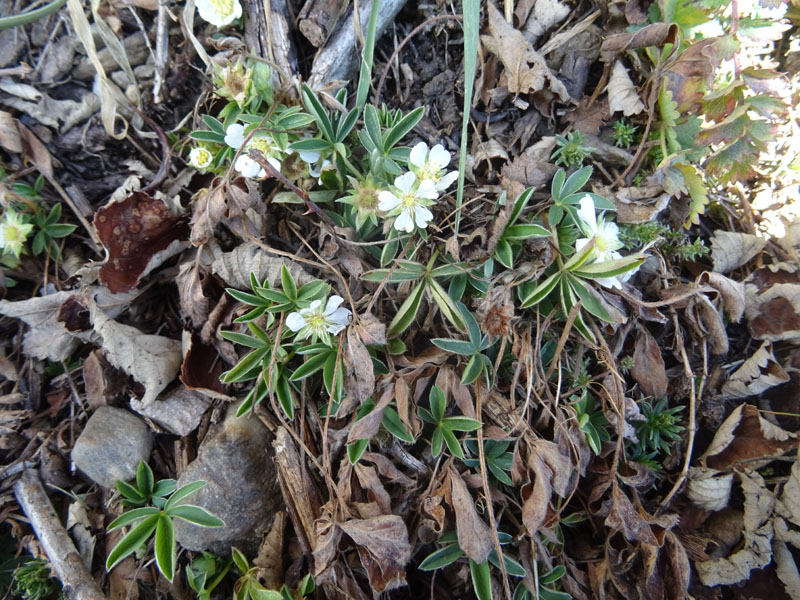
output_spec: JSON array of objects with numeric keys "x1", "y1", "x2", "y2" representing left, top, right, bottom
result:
[
  {"x1": 454, "y1": 0, "x2": 480, "y2": 236},
  {"x1": 356, "y1": 0, "x2": 381, "y2": 112}
]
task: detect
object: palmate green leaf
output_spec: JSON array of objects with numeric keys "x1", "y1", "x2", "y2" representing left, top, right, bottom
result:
[
  {"x1": 169, "y1": 505, "x2": 224, "y2": 528},
  {"x1": 106, "y1": 514, "x2": 158, "y2": 571},
  {"x1": 418, "y1": 544, "x2": 464, "y2": 570},
  {"x1": 165, "y1": 481, "x2": 206, "y2": 511},
  {"x1": 431, "y1": 338, "x2": 476, "y2": 356},
  {"x1": 387, "y1": 280, "x2": 426, "y2": 337},
  {"x1": 154, "y1": 514, "x2": 175, "y2": 581},
  {"x1": 107, "y1": 507, "x2": 159, "y2": 531},
  {"x1": 470, "y1": 559, "x2": 493, "y2": 600},
  {"x1": 560, "y1": 165, "x2": 592, "y2": 198},
  {"x1": 519, "y1": 271, "x2": 560, "y2": 308}
]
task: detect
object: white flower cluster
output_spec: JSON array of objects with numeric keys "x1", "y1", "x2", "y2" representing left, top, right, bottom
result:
[
  {"x1": 575, "y1": 195, "x2": 634, "y2": 289},
  {"x1": 378, "y1": 142, "x2": 458, "y2": 233},
  {"x1": 224, "y1": 124, "x2": 329, "y2": 180}
]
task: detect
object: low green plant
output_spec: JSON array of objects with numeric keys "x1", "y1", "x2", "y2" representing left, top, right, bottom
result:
[
  {"x1": 632, "y1": 397, "x2": 685, "y2": 455},
  {"x1": 572, "y1": 392, "x2": 610, "y2": 455},
  {"x1": 186, "y1": 552, "x2": 231, "y2": 600},
  {"x1": 418, "y1": 386, "x2": 482, "y2": 459},
  {"x1": 231, "y1": 548, "x2": 315, "y2": 600},
  {"x1": 431, "y1": 303, "x2": 494, "y2": 385},
  {"x1": 551, "y1": 131, "x2": 595, "y2": 167},
  {"x1": 611, "y1": 120, "x2": 638, "y2": 148},
  {"x1": 512, "y1": 565, "x2": 571, "y2": 600},
  {"x1": 107, "y1": 461, "x2": 224, "y2": 582},
  {"x1": 618, "y1": 221, "x2": 708, "y2": 262},
  {"x1": 463, "y1": 439, "x2": 513, "y2": 485},
  {"x1": 491, "y1": 187, "x2": 550, "y2": 269},
  {"x1": 11, "y1": 559, "x2": 61, "y2": 600}
]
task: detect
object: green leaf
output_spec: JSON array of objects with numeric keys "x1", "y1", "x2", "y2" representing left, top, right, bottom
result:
[
  {"x1": 106, "y1": 514, "x2": 159, "y2": 572},
  {"x1": 169, "y1": 505, "x2": 225, "y2": 528},
  {"x1": 431, "y1": 338, "x2": 476, "y2": 356},
  {"x1": 455, "y1": 0, "x2": 480, "y2": 234},
  {"x1": 441, "y1": 427, "x2": 465, "y2": 458},
  {"x1": 540, "y1": 565, "x2": 566, "y2": 585},
  {"x1": 384, "y1": 107, "x2": 424, "y2": 150},
  {"x1": 431, "y1": 427, "x2": 444, "y2": 457},
  {"x1": 387, "y1": 280, "x2": 426, "y2": 336},
  {"x1": 153, "y1": 479, "x2": 177, "y2": 497},
  {"x1": 561, "y1": 165, "x2": 592, "y2": 197},
  {"x1": 280, "y1": 265, "x2": 297, "y2": 301},
  {"x1": 418, "y1": 544, "x2": 464, "y2": 570},
  {"x1": 508, "y1": 187, "x2": 533, "y2": 226},
  {"x1": 444, "y1": 416, "x2": 482, "y2": 432},
  {"x1": 189, "y1": 130, "x2": 225, "y2": 143},
  {"x1": 275, "y1": 369, "x2": 295, "y2": 420},
  {"x1": 46, "y1": 224, "x2": 77, "y2": 238},
  {"x1": 297, "y1": 280, "x2": 330, "y2": 301},
  {"x1": 502, "y1": 224, "x2": 550, "y2": 241},
  {"x1": 364, "y1": 105, "x2": 383, "y2": 150},
  {"x1": 429, "y1": 279, "x2": 466, "y2": 331},
  {"x1": 429, "y1": 386, "x2": 446, "y2": 422},
  {"x1": 571, "y1": 254, "x2": 644, "y2": 278},
  {"x1": 567, "y1": 276, "x2": 612, "y2": 323},
  {"x1": 289, "y1": 351, "x2": 330, "y2": 381},
  {"x1": 221, "y1": 346, "x2": 269, "y2": 383},
  {"x1": 336, "y1": 109, "x2": 359, "y2": 143},
  {"x1": 288, "y1": 138, "x2": 331, "y2": 152},
  {"x1": 519, "y1": 272, "x2": 560, "y2": 308},
  {"x1": 488, "y1": 550, "x2": 526, "y2": 577},
  {"x1": 226, "y1": 288, "x2": 267, "y2": 306},
  {"x1": 461, "y1": 353, "x2": 485, "y2": 385},
  {"x1": 470, "y1": 559, "x2": 493, "y2": 600},
  {"x1": 301, "y1": 84, "x2": 334, "y2": 141},
  {"x1": 348, "y1": 438, "x2": 369, "y2": 464},
  {"x1": 202, "y1": 114, "x2": 226, "y2": 134},
  {"x1": 165, "y1": 480, "x2": 206, "y2": 511},
  {"x1": 550, "y1": 169, "x2": 566, "y2": 201},
  {"x1": 116, "y1": 480, "x2": 146, "y2": 504},
  {"x1": 232, "y1": 547, "x2": 249, "y2": 573},
  {"x1": 154, "y1": 514, "x2": 175, "y2": 581},
  {"x1": 494, "y1": 238, "x2": 514, "y2": 269},
  {"x1": 219, "y1": 330, "x2": 264, "y2": 349},
  {"x1": 381, "y1": 406, "x2": 414, "y2": 443},
  {"x1": 107, "y1": 507, "x2": 160, "y2": 530},
  {"x1": 136, "y1": 462, "x2": 154, "y2": 498}
]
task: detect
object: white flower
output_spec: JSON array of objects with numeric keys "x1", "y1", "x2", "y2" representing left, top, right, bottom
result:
[
  {"x1": 409, "y1": 142, "x2": 459, "y2": 192},
  {"x1": 378, "y1": 171, "x2": 439, "y2": 232},
  {"x1": 0, "y1": 209, "x2": 33, "y2": 258},
  {"x1": 188, "y1": 147, "x2": 213, "y2": 170},
  {"x1": 225, "y1": 123, "x2": 245, "y2": 149},
  {"x1": 286, "y1": 295, "x2": 352, "y2": 345},
  {"x1": 575, "y1": 194, "x2": 628, "y2": 289},
  {"x1": 234, "y1": 155, "x2": 266, "y2": 179},
  {"x1": 196, "y1": 0, "x2": 242, "y2": 27}
]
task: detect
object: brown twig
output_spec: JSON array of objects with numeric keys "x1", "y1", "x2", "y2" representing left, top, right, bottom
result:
[{"x1": 14, "y1": 469, "x2": 107, "y2": 600}]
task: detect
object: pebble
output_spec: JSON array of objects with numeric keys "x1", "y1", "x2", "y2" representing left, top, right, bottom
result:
[{"x1": 71, "y1": 406, "x2": 153, "y2": 488}]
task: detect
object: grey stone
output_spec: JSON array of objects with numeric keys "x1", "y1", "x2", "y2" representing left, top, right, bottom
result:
[
  {"x1": 173, "y1": 406, "x2": 282, "y2": 555},
  {"x1": 130, "y1": 388, "x2": 211, "y2": 437},
  {"x1": 71, "y1": 407, "x2": 153, "y2": 488}
]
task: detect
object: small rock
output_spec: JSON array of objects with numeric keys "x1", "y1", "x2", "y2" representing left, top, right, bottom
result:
[
  {"x1": 173, "y1": 406, "x2": 282, "y2": 555},
  {"x1": 130, "y1": 387, "x2": 211, "y2": 437},
  {"x1": 72, "y1": 406, "x2": 153, "y2": 487}
]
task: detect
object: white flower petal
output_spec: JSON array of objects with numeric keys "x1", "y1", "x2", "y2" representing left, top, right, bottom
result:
[
  {"x1": 435, "y1": 171, "x2": 459, "y2": 191},
  {"x1": 267, "y1": 156, "x2": 282, "y2": 172},
  {"x1": 596, "y1": 275, "x2": 623, "y2": 290},
  {"x1": 416, "y1": 179, "x2": 439, "y2": 200},
  {"x1": 394, "y1": 209, "x2": 415, "y2": 232},
  {"x1": 285, "y1": 312, "x2": 306, "y2": 332},
  {"x1": 378, "y1": 191, "x2": 401, "y2": 211},
  {"x1": 409, "y1": 142, "x2": 428, "y2": 168},
  {"x1": 324, "y1": 295, "x2": 345, "y2": 314},
  {"x1": 327, "y1": 308, "x2": 352, "y2": 333},
  {"x1": 234, "y1": 155, "x2": 261, "y2": 178},
  {"x1": 297, "y1": 149, "x2": 321, "y2": 164},
  {"x1": 414, "y1": 205, "x2": 434, "y2": 229},
  {"x1": 429, "y1": 144, "x2": 451, "y2": 169},
  {"x1": 224, "y1": 123, "x2": 246, "y2": 149},
  {"x1": 308, "y1": 299, "x2": 322, "y2": 311},
  {"x1": 577, "y1": 194, "x2": 598, "y2": 235},
  {"x1": 394, "y1": 171, "x2": 417, "y2": 193}
]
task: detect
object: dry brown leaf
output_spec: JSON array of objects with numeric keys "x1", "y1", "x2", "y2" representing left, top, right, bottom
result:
[
  {"x1": 699, "y1": 271, "x2": 746, "y2": 323},
  {"x1": 253, "y1": 512, "x2": 286, "y2": 590},
  {"x1": 777, "y1": 460, "x2": 800, "y2": 526},
  {"x1": 563, "y1": 97, "x2": 610, "y2": 135},
  {"x1": 499, "y1": 152, "x2": 557, "y2": 201},
  {"x1": 699, "y1": 403, "x2": 797, "y2": 471},
  {"x1": 686, "y1": 294, "x2": 729, "y2": 354},
  {"x1": 0, "y1": 292, "x2": 79, "y2": 361},
  {"x1": 481, "y1": 3, "x2": 570, "y2": 101},
  {"x1": 338, "y1": 515, "x2": 411, "y2": 593},
  {"x1": 355, "y1": 312, "x2": 386, "y2": 346},
  {"x1": 663, "y1": 37, "x2": 722, "y2": 113},
  {"x1": 343, "y1": 327, "x2": 376, "y2": 406},
  {"x1": 607, "y1": 61, "x2": 645, "y2": 116},
  {"x1": 0, "y1": 111, "x2": 53, "y2": 177},
  {"x1": 711, "y1": 230, "x2": 767, "y2": 274},
  {"x1": 179, "y1": 331, "x2": 230, "y2": 400},
  {"x1": 522, "y1": 440, "x2": 572, "y2": 534},
  {"x1": 450, "y1": 467, "x2": 493, "y2": 563},
  {"x1": 521, "y1": 0, "x2": 570, "y2": 43},
  {"x1": 354, "y1": 464, "x2": 392, "y2": 515},
  {"x1": 347, "y1": 385, "x2": 393, "y2": 443},
  {"x1": 696, "y1": 469, "x2": 775, "y2": 586},
  {"x1": 687, "y1": 467, "x2": 734, "y2": 511},
  {"x1": 176, "y1": 261, "x2": 211, "y2": 328},
  {"x1": 604, "y1": 483, "x2": 677, "y2": 546},
  {"x1": 721, "y1": 342, "x2": 789, "y2": 398},
  {"x1": 89, "y1": 302, "x2": 182, "y2": 405},
  {"x1": 601, "y1": 23, "x2": 676, "y2": 55},
  {"x1": 190, "y1": 186, "x2": 227, "y2": 246},
  {"x1": 631, "y1": 326, "x2": 668, "y2": 398},
  {"x1": 745, "y1": 263, "x2": 800, "y2": 342},
  {"x1": 211, "y1": 242, "x2": 314, "y2": 290}
]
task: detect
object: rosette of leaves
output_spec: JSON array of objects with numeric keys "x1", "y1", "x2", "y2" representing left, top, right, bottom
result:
[
  {"x1": 107, "y1": 462, "x2": 224, "y2": 582},
  {"x1": 492, "y1": 187, "x2": 550, "y2": 269},
  {"x1": 431, "y1": 303, "x2": 494, "y2": 386},
  {"x1": 186, "y1": 552, "x2": 231, "y2": 600},
  {"x1": 358, "y1": 103, "x2": 424, "y2": 178},
  {"x1": 419, "y1": 386, "x2": 482, "y2": 459},
  {"x1": 572, "y1": 392, "x2": 610, "y2": 455}
]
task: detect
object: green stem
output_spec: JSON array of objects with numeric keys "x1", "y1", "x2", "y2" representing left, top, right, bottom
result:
[{"x1": 0, "y1": 0, "x2": 66, "y2": 30}]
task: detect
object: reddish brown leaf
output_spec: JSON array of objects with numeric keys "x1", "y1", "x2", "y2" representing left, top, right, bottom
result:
[
  {"x1": 663, "y1": 38, "x2": 722, "y2": 113},
  {"x1": 564, "y1": 97, "x2": 610, "y2": 135},
  {"x1": 179, "y1": 332, "x2": 230, "y2": 399},
  {"x1": 94, "y1": 191, "x2": 190, "y2": 293},
  {"x1": 631, "y1": 326, "x2": 668, "y2": 398},
  {"x1": 601, "y1": 23, "x2": 676, "y2": 54},
  {"x1": 348, "y1": 384, "x2": 393, "y2": 443}
]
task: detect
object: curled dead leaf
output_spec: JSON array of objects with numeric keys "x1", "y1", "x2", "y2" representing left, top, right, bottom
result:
[
  {"x1": 211, "y1": 242, "x2": 314, "y2": 290},
  {"x1": 449, "y1": 467, "x2": 493, "y2": 564},
  {"x1": 721, "y1": 342, "x2": 789, "y2": 398},
  {"x1": 607, "y1": 61, "x2": 645, "y2": 116},
  {"x1": 745, "y1": 263, "x2": 800, "y2": 342},
  {"x1": 338, "y1": 515, "x2": 411, "y2": 593},
  {"x1": 699, "y1": 271, "x2": 745, "y2": 323},
  {"x1": 631, "y1": 326, "x2": 668, "y2": 398},
  {"x1": 687, "y1": 467, "x2": 734, "y2": 511},
  {"x1": 711, "y1": 230, "x2": 767, "y2": 274}
]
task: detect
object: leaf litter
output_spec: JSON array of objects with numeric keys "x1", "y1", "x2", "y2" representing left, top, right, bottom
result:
[{"x1": 0, "y1": 1, "x2": 799, "y2": 600}]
